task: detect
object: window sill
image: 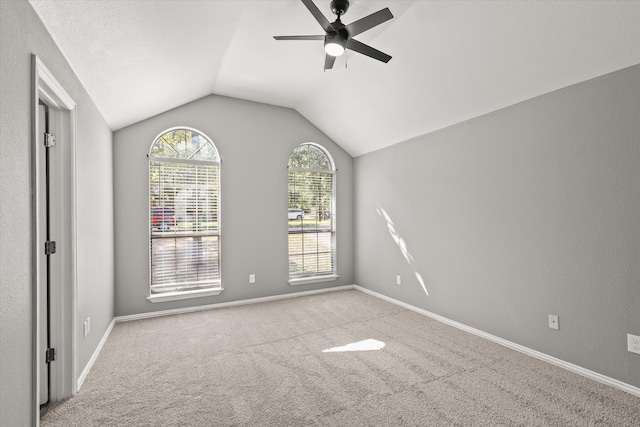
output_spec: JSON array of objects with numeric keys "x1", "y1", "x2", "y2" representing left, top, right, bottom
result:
[
  {"x1": 288, "y1": 274, "x2": 340, "y2": 286},
  {"x1": 147, "y1": 287, "x2": 223, "y2": 303}
]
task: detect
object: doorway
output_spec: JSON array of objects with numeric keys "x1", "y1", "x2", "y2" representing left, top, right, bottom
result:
[{"x1": 32, "y1": 55, "x2": 78, "y2": 423}]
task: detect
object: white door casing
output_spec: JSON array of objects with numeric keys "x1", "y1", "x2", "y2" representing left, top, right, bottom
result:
[{"x1": 32, "y1": 55, "x2": 78, "y2": 424}]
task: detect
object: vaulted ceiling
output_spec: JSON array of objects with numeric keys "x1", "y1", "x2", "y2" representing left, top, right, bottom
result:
[{"x1": 30, "y1": 0, "x2": 640, "y2": 157}]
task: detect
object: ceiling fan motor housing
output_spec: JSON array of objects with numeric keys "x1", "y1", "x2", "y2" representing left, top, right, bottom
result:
[{"x1": 330, "y1": 0, "x2": 350, "y2": 16}]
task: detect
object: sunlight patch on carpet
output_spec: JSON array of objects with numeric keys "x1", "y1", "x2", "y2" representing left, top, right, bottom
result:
[{"x1": 322, "y1": 339, "x2": 386, "y2": 353}]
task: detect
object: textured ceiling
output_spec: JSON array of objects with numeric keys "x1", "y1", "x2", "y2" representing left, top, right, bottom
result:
[{"x1": 30, "y1": 0, "x2": 640, "y2": 157}]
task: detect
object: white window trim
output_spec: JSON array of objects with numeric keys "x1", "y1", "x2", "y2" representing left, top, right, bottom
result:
[
  {"x1": 147, "y1": 286, "x2": 224, "y2": 303},
  {"x1": 148, "y1": 127, "x2": 222, "y2": 299},
  {"x1": 289, "y1": 274, "x2": 340, "y2": 286}
]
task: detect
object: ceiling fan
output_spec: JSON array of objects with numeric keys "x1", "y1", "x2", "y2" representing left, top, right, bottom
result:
[{"x1": 273, "y1": 0, "x2": 393, "y2": 70}]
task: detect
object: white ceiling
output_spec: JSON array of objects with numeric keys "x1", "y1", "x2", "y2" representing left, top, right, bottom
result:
[{"x1": 30, "y1": 0, "x2": 640, "y2": 157}]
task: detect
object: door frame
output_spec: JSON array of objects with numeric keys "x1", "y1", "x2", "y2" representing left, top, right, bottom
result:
[{"x1": 31, "y1": 54, "x2": 78, "y2": 424}]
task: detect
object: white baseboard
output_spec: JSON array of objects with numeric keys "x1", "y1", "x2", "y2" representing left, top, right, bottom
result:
[
  {"x1": 115, "y1": 285, "x2": 356, "y2": 322},
  {"x1": 353, "y1": 285, "x2": 640, "y2": 398},
  {"x1": 76, "y1": 317, "x2": 115, "y2": 392}
]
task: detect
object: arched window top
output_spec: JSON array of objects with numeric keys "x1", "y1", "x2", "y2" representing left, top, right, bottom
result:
[
  {"x1": 288, "y1": 143, "x2": 334, "y2": 171},
  {"x1": 150, "y1": 127, "x2": 218, "y2": 162}
]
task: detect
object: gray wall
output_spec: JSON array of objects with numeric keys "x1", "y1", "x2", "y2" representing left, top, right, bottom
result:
[
  {"x1": 113, "y1": 95, "x2": 354, "y2": 316},
  {"x1": 354, "y1": 64, "x2": 640, "y2": 388},
  {"x1": 0, "y1": 0, "x2": 115, "y2": 424}
]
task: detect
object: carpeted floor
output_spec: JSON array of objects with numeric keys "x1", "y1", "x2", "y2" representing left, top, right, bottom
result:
[{"x1": 42, "y1": 290, "x2": 640, "y2": 426}]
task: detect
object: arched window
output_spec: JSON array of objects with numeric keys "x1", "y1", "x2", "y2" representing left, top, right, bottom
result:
[
  {"x1": 288, "y1": 143, "x2": 337, "y2": 283},
  {"x1": 148, "y1": 128, "x2": 221, "y2": 298}
]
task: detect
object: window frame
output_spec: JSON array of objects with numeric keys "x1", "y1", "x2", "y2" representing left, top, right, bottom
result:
[
  {"x1": 147, "y1": 127, "x2": 223, "y2": 302},
  {"x1": 287, "y1": 143, "x2": 339, "y2": 285}
]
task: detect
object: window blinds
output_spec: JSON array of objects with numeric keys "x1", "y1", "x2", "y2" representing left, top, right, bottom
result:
[
  {"x1": 288, "y1": 170, "x2": 335, "y2": 277},
  {"x1": 150, "y1": 159, "x2": 220, "y2": 293}
]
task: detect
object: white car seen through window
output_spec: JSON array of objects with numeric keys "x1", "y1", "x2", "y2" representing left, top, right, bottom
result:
[{"x1": 288, "y1": 208, "x2": 304, "y2": 220}]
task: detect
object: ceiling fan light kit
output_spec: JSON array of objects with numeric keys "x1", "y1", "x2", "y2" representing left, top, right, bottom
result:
[
  {"x1": 324, "y1": 34, "x2": 346, "y2": 57},
  {"x1": 274, "y1": 0, "x2": 393, "y2": 70}
]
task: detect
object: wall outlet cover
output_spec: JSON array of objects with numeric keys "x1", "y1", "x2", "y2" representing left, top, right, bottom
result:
[
  {"x1": 628, "y1": 334, "x2": 640, "y2": 355},
  {"x1": 548, "y1": 314, "x2": 559, "y2": 330}
]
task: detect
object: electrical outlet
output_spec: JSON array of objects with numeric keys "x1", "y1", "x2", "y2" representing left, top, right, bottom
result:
[
  {"x1": 249, "y1": 274, "x2": 255, "y2": 284},
  {"x1": 548, "y1": 314, "x2": 559, "y2": 330},
  {"x1": 628, "y1": 334, "x2": 640, "y2": 355},
  {"x1": 396, "y1": 275, "x2": 402, "y2": 285},
  {"x1": 83, "y1": 317, "x2": 91, "y2": 337}
]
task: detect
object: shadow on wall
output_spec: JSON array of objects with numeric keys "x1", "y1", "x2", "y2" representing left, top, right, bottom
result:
[{"x1": 377, "y1": 206, "x2": 429, "y2": 297}]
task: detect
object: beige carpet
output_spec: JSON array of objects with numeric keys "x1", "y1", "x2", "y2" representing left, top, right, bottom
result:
[{"x1": 42, "y1": 290, "x2": 640, "y2": 426}]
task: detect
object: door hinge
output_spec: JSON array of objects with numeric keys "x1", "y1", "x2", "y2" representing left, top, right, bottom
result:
[
  {"x1": 44, "y1": 241, "x2": 56, "y2": 255},
  {"x1": 44, "y1": 132, "x2": 56, "y2": 148},
  {"x1": 45, "y1": 348, "x2": 56, "y2": 364}
]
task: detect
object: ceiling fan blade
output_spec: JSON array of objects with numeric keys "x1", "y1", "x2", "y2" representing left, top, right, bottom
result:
[
  {"x1": 324, "y1": 54, "x2": 336, "y2": 70},
  {"x1": 274, "y1": 35, "x2": 325, "y2": 41},
  {"x1": 301, "y1": 0, "x2": 334, "y2": 33},
  {"x1": 345, "y1": 8, "x2": 393, "y2": 37},
  {"x1": 346, "y1": 39, "x2": 392, "y2": 63}
]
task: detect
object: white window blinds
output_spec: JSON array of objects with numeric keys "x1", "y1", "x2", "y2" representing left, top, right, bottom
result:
[{"x1": 149, "y1": 129, "x2": 220, "y2": 294}]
